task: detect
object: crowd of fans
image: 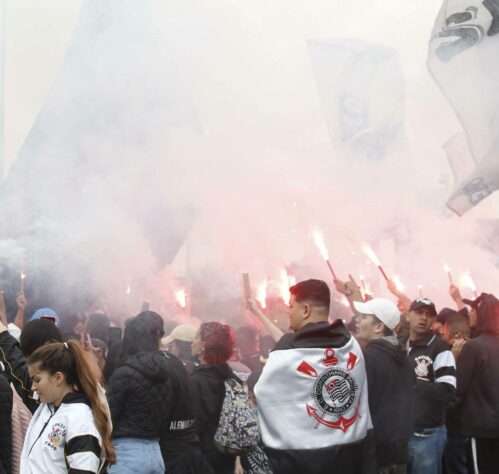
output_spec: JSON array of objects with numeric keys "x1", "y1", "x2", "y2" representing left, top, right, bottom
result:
[{"x1": 0, "y1": 275, "x2": 498, "y2": 474}]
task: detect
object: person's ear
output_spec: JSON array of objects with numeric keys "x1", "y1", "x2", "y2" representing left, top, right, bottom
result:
[
  {"x1": 54, "y1": 372, "x2": 65, "y2": 386},
  {"x1": 93, "y1": 347, "x2": 104, "y2": 359},
  {"x1": 302, "y1": 303, "x2": 311, "y2": 319},
  {"x1": 375, "y1": 322, "x2": 384, "y2": 335}
]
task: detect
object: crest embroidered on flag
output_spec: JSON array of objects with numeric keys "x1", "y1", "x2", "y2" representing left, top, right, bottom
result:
[{"x1": 298, "y1": 348, "x2": 361, "y2": 432}]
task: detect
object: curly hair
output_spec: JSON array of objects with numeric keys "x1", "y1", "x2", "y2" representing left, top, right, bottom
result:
[{"x1": 200, "y1": 322, "x2": 235, "y2": 365}]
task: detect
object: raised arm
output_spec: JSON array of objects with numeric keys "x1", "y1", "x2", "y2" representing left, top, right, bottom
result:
[{"x1": 247, "y1": 298, "x2": 284, "y2": 342}]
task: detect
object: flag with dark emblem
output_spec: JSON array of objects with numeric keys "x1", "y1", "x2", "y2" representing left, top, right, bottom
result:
[
  {"x1": 428, "y1": 0, "x2": 499, "y2": 215},
  {"x1": 254, "y1": 320, "x2": 375, "y2": 474}
]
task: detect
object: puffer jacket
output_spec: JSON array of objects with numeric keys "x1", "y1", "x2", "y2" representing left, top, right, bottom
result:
[
  {"x1": 107, "y1": 350, "x2": 172, "y2": 439},
  {"x1": 0, "y1": 371, "x2": 12, "y2": 474}
]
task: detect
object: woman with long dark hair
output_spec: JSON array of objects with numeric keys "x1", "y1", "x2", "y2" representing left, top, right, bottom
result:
[
  {"x1": 190, "y1": 322, "x2": 239, "y2": 474},
  {"x1": 106, "y1": 312, "x2": 170, "y2": 474},
  {"x1": 21, "y1": 340, "x2": 115, "y2": 473}
]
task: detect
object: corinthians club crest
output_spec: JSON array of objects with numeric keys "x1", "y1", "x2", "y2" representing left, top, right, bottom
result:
[{"x1": 297, "y1": 348, "x2": 360, "y2": 432}]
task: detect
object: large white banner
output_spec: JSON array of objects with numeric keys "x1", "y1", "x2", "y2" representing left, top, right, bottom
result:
[{"x1": 428, "y1": 0, "x2": 499, "y2": 215}]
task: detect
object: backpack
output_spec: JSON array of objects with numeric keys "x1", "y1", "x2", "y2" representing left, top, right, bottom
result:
[{"x1": 214, "y1": 378, "x2": 260, "y2": 456}]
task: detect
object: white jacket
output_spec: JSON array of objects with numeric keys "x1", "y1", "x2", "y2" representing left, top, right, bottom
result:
[{"x1": 20, "y1": 392, "x2": 104, "y2": 474}]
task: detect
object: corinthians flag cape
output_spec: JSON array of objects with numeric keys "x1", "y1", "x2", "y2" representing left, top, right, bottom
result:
[{"x1": 255, "y1": 320, "x2": 376, "y2": 474}]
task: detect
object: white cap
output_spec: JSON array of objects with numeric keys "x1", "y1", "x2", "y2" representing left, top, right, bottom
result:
[{"x1": 353, "y1": 298, "x2": 400, "y2": 331}]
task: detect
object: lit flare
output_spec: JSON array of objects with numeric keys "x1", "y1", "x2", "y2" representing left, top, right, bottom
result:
[
  {"x1": 256, "y1": 280, "x2": 268, "y2": 309},
  {"x1": 279, "y1": 270, "x2": 295, "y2": 305},
  {"x1": 461, "y1": 273, "x2": 477, "y2": 297},
  {"x1": 312, "y1": 230, "x2": 338, "y2": 279},
  {"x1": 444, "y1": 264, "x2": 453, "y2": 284},
  {"x1": 393, "y1": 275, "x2": 404, "y2": 292},
  {"x1": 20, "y1": 271, "x2": 26, "y2": 293},
  {"x1": 363, "y1": 245, "x2": 388, "y2": 281},
  {"x1": 313, "y1": 230, "x2": 328, "y2": 261},
  {"x1": 175, "y1": 289, "x2": 187, "y2": 308}
]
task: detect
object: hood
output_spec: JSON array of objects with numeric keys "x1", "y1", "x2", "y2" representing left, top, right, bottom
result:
[
  {"x1": 476, "y1": 293, "x2": 499, "y2": 336},
  {"x1": 367, "y1": 336, "x2": 408, "y2": 366},
  {"x1": 125, "y1": 351, "x2": 170, "y2": 382}
]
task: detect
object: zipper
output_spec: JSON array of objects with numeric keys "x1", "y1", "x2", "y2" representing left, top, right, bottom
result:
[{"x1": 28, "y1": 406, "x2": 55, "y2": 456}]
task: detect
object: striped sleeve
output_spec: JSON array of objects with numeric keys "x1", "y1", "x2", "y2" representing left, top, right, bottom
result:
[
  {"x1": 65, "y1": 434, "x2": 101, "y2": 474},
  {"x1": 434, "y1": 350, "x2": 456, "y2": 388}
]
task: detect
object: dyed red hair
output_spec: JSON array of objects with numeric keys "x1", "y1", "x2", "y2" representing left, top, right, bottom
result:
[{"x1": 200, "y1": 322, "x2": 235, "y2": 365}]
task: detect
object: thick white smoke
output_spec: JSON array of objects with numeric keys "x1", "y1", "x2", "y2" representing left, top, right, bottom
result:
[{"x1": 2, "y1": 0, "x2": 498, "y2": 324}]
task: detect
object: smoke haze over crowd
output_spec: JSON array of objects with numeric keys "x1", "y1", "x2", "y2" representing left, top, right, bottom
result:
[{"x1": 1, "y1": 0, "x2": 498, "y2": 321}]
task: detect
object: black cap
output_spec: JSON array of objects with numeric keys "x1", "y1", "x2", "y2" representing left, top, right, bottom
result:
[
  {"x1": 409, "y1": 297, "x2": 437, "y2": 316},
  {"x1": 463, "y1": 293, "x2": 484, "y2": 308}
]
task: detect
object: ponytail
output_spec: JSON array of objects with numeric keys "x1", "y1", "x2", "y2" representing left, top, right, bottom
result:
[
  {"x1": 28, "y1": 341, "x2": 116, "y2": 465},
  {"x1": 66, "y1": 340, "x2": 116, "y2": 465}
]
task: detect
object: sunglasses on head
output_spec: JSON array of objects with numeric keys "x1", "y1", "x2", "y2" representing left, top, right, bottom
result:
[{"x1": 415, "y1": 297, "x2": 433, "y2": 306}]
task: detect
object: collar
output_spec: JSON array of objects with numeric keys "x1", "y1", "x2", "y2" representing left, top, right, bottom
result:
[
  {"x1": 57, "y1": 391, "x2": 91, "y2": 408},
  {"x1": 408, "y1": 331, "x2": 436, "y2": 348},
  {"x1": 298, "y1": 320, "x2": 330, "y2": 333}
]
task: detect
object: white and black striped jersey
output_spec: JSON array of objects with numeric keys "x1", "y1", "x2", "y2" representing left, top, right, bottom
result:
[
  {"x1": 20, "y1": 392, "x2": 105, "y2": 474},
  {"x1": 404, "y1": 332, "x2": 456, "y2": 431}
]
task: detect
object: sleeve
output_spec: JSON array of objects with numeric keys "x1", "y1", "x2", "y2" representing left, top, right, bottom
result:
[
  {"x1": 189, "y1": 375, "x2": 210, "y2": 437},
  {"x1": 105, "y1": 367, "x2": 129, "y2": 430},
  {"x1": 363, "y1": 348, "x2": 377, "y2": 417},
  {"x1": 416, "y1": 349, "x2": 456, "y2": 405},
  {"x1": 65, "y1": 413, "x2": 102, "y2": 474},
  {"x1": 0, "y1": 374, "x2": 13, "y2": 474},
  {"x1": 0, "y1": 331, "x2": 39, "y2": 413},
  {"x1": 456, "y1": 342, "x2": 478, "y2": 400}
]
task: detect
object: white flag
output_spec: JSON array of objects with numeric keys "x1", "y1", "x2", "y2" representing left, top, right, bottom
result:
[{"x1": 428, "y1": 0, "x2": 499, "y2": 215}]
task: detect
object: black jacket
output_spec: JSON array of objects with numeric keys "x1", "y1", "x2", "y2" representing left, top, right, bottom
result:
[
  {"x1": 159, "y1": 351, "x2": 198, "y2": 449},
  {"x1": 404, "y1": 333, "x2": 456, "y2": 431},
  {"x1": 107, "y1": 350, "x2": 172, "y2": 439},
  {"x1": 189, "y1": 363, "x2": 237, "y2": 452},
  {"x1": 0, "y1": 372, "x2": 12, "y2": 474},
  {"x1": 159, "y1": 351, "x2": 214, "y2": 474},
  {"x1": 0, "y1": 331, "x2": 38, "y2": 413},
  {"x1": 456, "y1": 333, "x2": 499, "y2": 437},
  {"x1": 364, "y1": 337, "x2": 415, "y2": 467}
]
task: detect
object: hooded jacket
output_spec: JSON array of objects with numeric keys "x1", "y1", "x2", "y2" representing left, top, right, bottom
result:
[
  {"x1": 456, "y1": 296, "x2": 499, "y2": 438},
  {"x1": 159, "y1": 352, "x2": 215, "y2": 474},
  {"x1": 0, "y1": 372, "x2": 12, "y2": 474},
  {"x1": 363, "y1": 336, "x2": 415, "y2": 467},
  {"x1": 107, "y1": 351, "x2": 172, "y2": 439},
  {"x1": 254, "y1": 320, "x2": 376, "y2": 474},
  {"x1": 456, "y1": 334, "x2": 499, "y2": 437},
  {"x1": 159, "y1": 351, "x2": 198, "y2": 449},
  {"x1": 20, "y1": 392, "x2": 104, "y2": 474}
]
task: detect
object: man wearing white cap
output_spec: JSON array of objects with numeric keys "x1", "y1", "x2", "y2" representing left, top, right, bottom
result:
[
  {"x1": 354, "y1": 298, "x2": 415, "y2": 474},
  {"x1": 161, "y1": 324, "x2": 198, "y2": 373}
]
